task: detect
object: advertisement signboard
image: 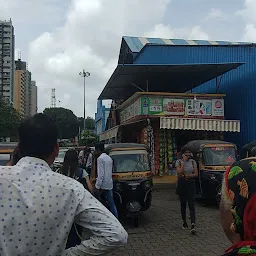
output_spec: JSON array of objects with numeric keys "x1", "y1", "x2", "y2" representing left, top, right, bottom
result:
[
  {"x1": 120, "y1": 96, "x2": 224, "y2": 123},
  {"x1": 186, "y1": 99, "x2": 212, "y2": 116},
  {"x1": 163, "y1": 98, "x2": 185, "y2": 115},
  {"x1": 212, "y1": 99, "x2": 224, "y2": 116}
]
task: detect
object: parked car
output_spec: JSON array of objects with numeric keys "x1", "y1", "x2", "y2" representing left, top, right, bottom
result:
[{"x1": 52, "y1": 148, "x2": 69, "y2": 171}]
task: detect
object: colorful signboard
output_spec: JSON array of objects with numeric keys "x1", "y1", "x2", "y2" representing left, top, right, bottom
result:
[
  {"x1": 120, "y1": 96, "x2": 224, "y2": 123},
  {"x1": 163, "y1": 98, "x2": 185, "y2": 115},
  {"x1": 212, "y1": 99, "x2": 224, "y2": 116},
  {"x1": 186, "y1": 99, "x2": 212, "y2": 116}
]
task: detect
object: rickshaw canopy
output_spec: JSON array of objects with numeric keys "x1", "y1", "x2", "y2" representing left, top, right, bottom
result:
[
  {"x1": 105, "y1": 143, "x2": 149, "y2": 154},
  {"x1": 183, "y1": 140, "x2": 237, "y2": 155}
]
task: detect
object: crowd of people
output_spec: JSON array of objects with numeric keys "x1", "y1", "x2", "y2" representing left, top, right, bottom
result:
[{"x1": 1, "y1": 113, "x2": 256, "y2": 255}]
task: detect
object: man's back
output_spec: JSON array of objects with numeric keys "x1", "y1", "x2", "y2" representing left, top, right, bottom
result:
[
  {"x1": 96, "y1": 153, "x2": 113, "y2": 190},
  {"x1": 0, "y1": 157, "x2": 127, "y2": 255}
]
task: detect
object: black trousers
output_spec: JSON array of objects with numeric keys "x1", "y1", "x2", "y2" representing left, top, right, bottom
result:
[{"x1": 177, "y1": 179, "x2": 196, "y2": 224}]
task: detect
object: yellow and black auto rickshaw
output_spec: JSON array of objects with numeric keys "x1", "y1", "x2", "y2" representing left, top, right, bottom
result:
[
  {"x1": 183, "y1": 140, "x2": 237, "y2": 203},
  {"x1": 243, "y1": 141, "x2": 256, "y2": 158},
  {"x1": 0, "y1": 143, "x2": 17, "y2": 166},
  {"x1": 103, "y1": 143, "x2": 153, "y2": 227}
]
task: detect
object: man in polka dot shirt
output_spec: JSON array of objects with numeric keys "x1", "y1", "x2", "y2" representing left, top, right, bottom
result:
[{"x1": 0, "y1": 114, "x2": 128, "y2": 256}]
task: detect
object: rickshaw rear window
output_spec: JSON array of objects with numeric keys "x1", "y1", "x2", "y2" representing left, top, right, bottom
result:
[
  {"x1": 203, "y1": 147, "x2": 236, "y2": 166},
  {"x1": 109, "y1": 150, "x2": 150, "y2": 173}
]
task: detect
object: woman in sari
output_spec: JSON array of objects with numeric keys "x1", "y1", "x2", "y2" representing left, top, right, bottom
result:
[{"x1": 220, "y1": 157, "x2": 256, "y2": 255}]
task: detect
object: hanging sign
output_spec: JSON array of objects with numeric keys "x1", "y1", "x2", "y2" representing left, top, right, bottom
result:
[
  {"x1": 163, "y1": 98, "x2": 185, "y2": 115},
  {"x1": 212, "y1": 99, "x2": 224, "y2": 117},
  {"x1": 186, "y1": 99, "x2": 212, "y2": 116}
]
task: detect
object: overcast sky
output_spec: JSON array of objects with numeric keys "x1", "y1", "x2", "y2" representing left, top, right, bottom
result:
[{"x1": 1, "y1": 0, "x2": 255, "y2": 118}]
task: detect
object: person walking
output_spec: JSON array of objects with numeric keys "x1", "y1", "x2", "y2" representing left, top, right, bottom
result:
[
  {"x1": 94, "y1": 143, "x2": 118, "y2": 219},
  {"x1": 220, "y1": 157, "x2": 256, "y2": 255},
  {"x1": 0, "y1": 114, "x2": 127, "y2": 256},
  {"x1": 176, "y1": 147, "x2": 198, "y2": 234}
]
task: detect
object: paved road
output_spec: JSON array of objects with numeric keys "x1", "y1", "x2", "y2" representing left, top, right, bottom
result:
[{"x1": 109, "y1": 185, "x2": 230, "y2": 256}]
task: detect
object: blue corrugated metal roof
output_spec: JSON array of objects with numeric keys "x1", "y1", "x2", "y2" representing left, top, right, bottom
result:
[{"x1": 122, "y1": 36, "x2": 252, "y2": 53}]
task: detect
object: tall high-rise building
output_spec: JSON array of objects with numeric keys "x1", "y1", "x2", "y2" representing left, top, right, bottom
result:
[
  {"x1": 14, "y1": 59, "x2": 26, "y2": 117},
  {"x1": 14, "y1": 69, "x2": 25, "y2": 117},
  {"x1": 14, "y1": 59, "x2": 37, "y2": 117},
  {"x1": 24, "y1": 70, "x2": 31, "y2": 117},
  {"x1": 30, "y1": 80, "x2": 37, "y2": 116},
  {"x1": 0, "y1": 19, "x2": 15, "y2": 103}
]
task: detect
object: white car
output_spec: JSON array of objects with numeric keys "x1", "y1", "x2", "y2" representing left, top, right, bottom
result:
[
  {"x1": 0, "y1": 154, "x2": 11, "y2": 166},
  {"x1": 54, "y1": 148, "x2": 69, "y2": 165}
]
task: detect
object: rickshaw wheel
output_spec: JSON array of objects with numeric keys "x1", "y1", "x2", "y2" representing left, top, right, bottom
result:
[{"x1": 133, "y1": 215, "x2": 139, "y2": 227}]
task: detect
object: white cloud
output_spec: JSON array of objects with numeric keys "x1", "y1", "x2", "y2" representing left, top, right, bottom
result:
[
  {"x1": 243, "y1": 24, "x2": 256, "y2": 42},
  {"x1": 145, "y1": 24, "x2": 209, "y2": 41},
  {"x1": 238, "y1": 0, "x2": 256, "y2": 42},
  {"x1": 26, "y1": 0, "x2": 172, "y2": 117},
  {"x1": 205, "y1": 8, "x2": 226, "y2": 21},
  {"x1": 2, "y1": 0, "x2": 213, "y2": 118},
  {"x1": 189, "y1": 26, "x2": 209, "y2": 40}
]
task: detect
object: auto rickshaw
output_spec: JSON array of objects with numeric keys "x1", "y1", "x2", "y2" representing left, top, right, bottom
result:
[
  {"x1": 243, "y1": 141, "x2": 256, "y2": 158},
  {"x1": 0, "y1": 143, "x2": 17, "y2": 166},
  {"x1": 91, "y1": 143, "x2": 153, "y2": 227},
  {"x1": 183, "y1": 140, "x2": 237, "y2": 203}
]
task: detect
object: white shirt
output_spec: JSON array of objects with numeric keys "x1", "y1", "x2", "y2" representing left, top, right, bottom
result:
[
  {"x1": 86, "y1": 153, "x2": 92, "y2": 168},
  {"x1": 95, "y1": 153, "x2": 113, "y2": 190},
  {"x1": 67, "y1": 168, "x2": 88, "y2": 180},
  {"x1": 0, "y1": 157, "x2": 127, "y2": 256}
]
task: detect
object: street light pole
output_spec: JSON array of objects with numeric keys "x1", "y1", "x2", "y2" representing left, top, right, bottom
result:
[{"x1": 79, "y1": 70, "x2": 90, "y2": 134}]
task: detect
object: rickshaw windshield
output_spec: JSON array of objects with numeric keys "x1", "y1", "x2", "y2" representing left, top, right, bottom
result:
[
  {"x1": 109, "y1": 149, "x2": 150, "y2": 173},
  {"x1": 203, "y1": 146, "x2": 236, "y2": 166}
]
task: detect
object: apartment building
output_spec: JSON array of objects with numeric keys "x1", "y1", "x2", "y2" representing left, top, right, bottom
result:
[
  {"x1": 30, "y1": 80, "x2": 37, "y2": 116},
  {"x1": 0, "y1": 19, "x2": 15, "y2": 103},
  {"x1": 14, "y1": 59, "x2": 37, "y2": 117},
  {"x1": 14, "y1": 69, "x2": 25, "y2": 117}
]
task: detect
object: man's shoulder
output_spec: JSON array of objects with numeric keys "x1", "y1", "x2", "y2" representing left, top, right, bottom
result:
[
  {"x1": 99, "y1": 153, "x2": 111, "y2": 160},
  {"x1": 51, "y1": 172, "x2": 85, "y2": 192},
  {"x1": 0, "y1": 165, "x2": 16, "y2": 173}
]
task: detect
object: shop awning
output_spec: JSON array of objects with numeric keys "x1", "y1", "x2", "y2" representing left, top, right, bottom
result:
[
  {"x1": 160, "y1": 117, "x2": 240, "y2": 132},
  {"x1": 99, "y1": 126, "x2": 120, "y2": 141},
  {"x1": 98, "y1": 62, "x2": 244, "y2": 100}
]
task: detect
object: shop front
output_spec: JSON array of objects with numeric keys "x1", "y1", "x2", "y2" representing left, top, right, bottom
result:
[{"x1": 100, "y1": 92, "x2": 240, "y2": 177}]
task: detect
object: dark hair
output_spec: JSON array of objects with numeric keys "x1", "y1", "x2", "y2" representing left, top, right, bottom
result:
[
  {"x1": 181, "y1": 147, "x2": 191, "y2": 155},
  {"x1": 95, "y1": 143, "x2": 104, "y2": 152},
  {"x1": 12, "y1": 145, "x2": 21, "y2": 165},
  {"x1": 18, "y1": 113, "x2": 58, "y2": 160},
  {"x1": 60, "y1": 149, "x2": 78, "y2": 178}
]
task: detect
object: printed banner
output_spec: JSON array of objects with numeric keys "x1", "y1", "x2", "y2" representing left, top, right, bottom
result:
[
  {"x1": 120, "y1": 96, "x2": 225, "y2": 123},
  {"x1": 212, "y1": 99, "x2": 224, "y2": 117},
  {"x1": 163, "y1": 98, "x2": 185, "y2": 115},
  {"x1": 186, "y1": 99, "x2": 212, "y2": 116}
]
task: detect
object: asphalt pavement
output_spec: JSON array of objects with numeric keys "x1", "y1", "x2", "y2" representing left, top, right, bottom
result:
[{"x1": 108, "y1": 184, "x2": 230, "y2": 256}]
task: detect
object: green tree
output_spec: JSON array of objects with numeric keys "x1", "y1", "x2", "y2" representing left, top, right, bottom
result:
[
  {"x1": 0, "y1": 96, "x2": 22, "y2": 139},
  {"x1": 79, "y1": 130, "x2": 98, "y2": 146},
  {"x1": 78, "y1": 116, "x2": 95, "y2": 131},
  {"x1": 43, "y1": 107, "x2": 79, "y2": 139}
]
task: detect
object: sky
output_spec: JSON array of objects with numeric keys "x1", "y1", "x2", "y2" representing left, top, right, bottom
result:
[{"x1": 1, "y1": 0, "x2": 256, "y2": 118}]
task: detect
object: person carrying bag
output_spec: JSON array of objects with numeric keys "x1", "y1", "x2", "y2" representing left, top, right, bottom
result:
[{"x1": 176, "y1": 147, "x2": 198, "y2": 235}]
